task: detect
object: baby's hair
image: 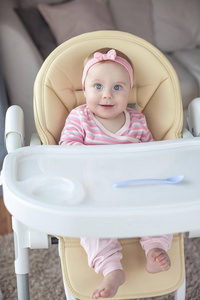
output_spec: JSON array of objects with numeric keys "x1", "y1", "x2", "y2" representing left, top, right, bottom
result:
[{"x1": 83, "y1": 47, "x2": 134, "y2": 72}]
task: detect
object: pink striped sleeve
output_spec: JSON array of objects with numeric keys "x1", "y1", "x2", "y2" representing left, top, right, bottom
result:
[
  {"x1": 140, "y1": 116, "x2": 154, "y2": 142},
  {"x1": 59, "y1": 110, "x2": 85, "y2": 145},
  {"x1": 128, "y1": 109, "x2": 154, "y2": 143}
]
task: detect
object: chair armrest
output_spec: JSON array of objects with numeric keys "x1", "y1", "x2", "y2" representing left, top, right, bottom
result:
[
  {"x1": 182, "y1": 128, "x2": 193, "y2": 138},
  {"x1": 5, "y1": 105, "x2": 25, "y2": 152},
  {"x1": 186, "y1": 97, "x2": 200, "y2": 137},
  {"x1": 30, "y1": 133, "x2": 42, "y2": 146}
]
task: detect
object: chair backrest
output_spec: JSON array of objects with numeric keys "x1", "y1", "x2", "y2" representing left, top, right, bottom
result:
[{"x1": 33, "y1": 31, "x2": 183, "y2": 145}]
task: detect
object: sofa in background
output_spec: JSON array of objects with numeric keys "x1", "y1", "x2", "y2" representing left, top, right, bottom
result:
[
  {"x1": 0, "y1": 0, "x2": 200, "y2": 143},
  {"x1": 0, "y1": 70, "x2": 9, "y2": 197}
]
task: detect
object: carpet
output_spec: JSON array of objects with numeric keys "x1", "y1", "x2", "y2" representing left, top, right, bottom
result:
[{"x1": 0, "y1": 233, "x2": 199, "y2": 300}]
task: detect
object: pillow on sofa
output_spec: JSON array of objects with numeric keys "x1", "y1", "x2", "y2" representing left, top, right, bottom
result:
[
  {"x1": 15, "y1": 7, "x2": 57, "y2": 59},
  {"x1": 38, "y1": 0, "x2": 115, "y2": 45},
  {"x1": 152, "y1": 0, "x2": 200, "y2": 52},
  {"x1": 108, "y1": 0, "x2": 154, "y2": 45},
  {"x1": 18, "y1": 0, "x2": 68, "y2": 8}
]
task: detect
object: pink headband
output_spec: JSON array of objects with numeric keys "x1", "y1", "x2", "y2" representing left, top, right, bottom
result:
[{"x1": 82, "y1": 49, "x2": 133, "y2": 90}]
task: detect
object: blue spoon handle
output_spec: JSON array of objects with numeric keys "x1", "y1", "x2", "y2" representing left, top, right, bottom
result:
[{"x1": 114, "y1": 178, "x2": 163, "y2": 187}]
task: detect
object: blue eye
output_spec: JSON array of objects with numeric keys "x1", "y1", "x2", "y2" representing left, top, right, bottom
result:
[
  {"x1": 95, "y1": 84, "x2": 103, "y2": 90},
  {"x1": 114, "y1": 85, "x2": 121, "y2": 91}
]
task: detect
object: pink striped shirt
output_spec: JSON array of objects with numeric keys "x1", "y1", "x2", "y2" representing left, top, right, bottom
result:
[{"x1": 59, "y1": 104, "x2": 153, "y2": 145}]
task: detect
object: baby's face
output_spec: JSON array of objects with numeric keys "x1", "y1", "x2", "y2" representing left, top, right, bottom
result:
[{"x1": 84, "y1": 61, "x2": 131, "y2": 120}]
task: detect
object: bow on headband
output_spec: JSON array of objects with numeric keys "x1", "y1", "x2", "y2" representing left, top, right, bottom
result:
[
  {"x1": 82, "y1": 49, "x2": 134, "y2": 89},
  {"x1": 94, "y1": 49, "x2": 117, "y2": 61}
]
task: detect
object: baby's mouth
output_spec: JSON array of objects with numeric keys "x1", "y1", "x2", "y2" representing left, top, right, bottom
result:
[{"x1": 100, "y1": 104, "x2": 114, "y2": 109}]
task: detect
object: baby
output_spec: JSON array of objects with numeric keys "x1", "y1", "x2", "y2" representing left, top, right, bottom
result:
[{"x1": 59, "y1": 48, "x2": 172, "y2": 299}]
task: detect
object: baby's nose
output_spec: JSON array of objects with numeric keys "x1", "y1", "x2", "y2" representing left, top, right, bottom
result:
[{"x1": 103, "y1": 88, "x2": 112, "y2": 99}]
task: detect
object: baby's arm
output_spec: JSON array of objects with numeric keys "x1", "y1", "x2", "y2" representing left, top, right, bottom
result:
[
  {"x1": 140, "y1": 116, "x2": 154, "y2": 143},
  {"x1": 59, "y1": 111, "x2": 85, "y2": 145}
]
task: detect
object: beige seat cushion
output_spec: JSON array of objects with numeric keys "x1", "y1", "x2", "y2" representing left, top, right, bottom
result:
[{"x1": 59, "y1": 233, "x2": 184, "y2": 299}]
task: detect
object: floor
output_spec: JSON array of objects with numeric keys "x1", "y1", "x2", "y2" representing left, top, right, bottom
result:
[{"x1": 0, "y1": 197, "x2": 12, "y2": 235}]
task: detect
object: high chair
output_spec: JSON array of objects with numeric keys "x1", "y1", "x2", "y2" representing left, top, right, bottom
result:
[{"x1": 1, "y1": 30, "x2": 200, "y2": 300}]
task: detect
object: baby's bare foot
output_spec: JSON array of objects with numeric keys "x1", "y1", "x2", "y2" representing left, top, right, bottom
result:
[
  {"x1": 92, "y1": 269, "x2": 125, "y2": 299},
  {"x1": 146, "y1": 248, "x2": 171, "y2": 274}
]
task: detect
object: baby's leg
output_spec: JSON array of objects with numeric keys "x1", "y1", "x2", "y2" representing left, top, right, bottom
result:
[
  {"x1": 140, "y1": 235, "x2": 173, "y2": 273},
  {"x1": 81, "y1": 238, "x2": 125, "y2": 299}
]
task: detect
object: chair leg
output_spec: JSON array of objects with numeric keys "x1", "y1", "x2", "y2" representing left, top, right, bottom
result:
[
  {"x1": 16, "y1": 274, "x2": 30, "y2": 300},
  {"x1": 174, "y1": 276, "x2": 186, "y2": 300},
  {"x1": 12, "y1": 217, "x2": 30, "y2": 300},
  {"x1": 64, "y1": 284, "x2": 77, "y2": 300}
]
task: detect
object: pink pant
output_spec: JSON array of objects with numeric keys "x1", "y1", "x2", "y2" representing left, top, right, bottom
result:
[{"x1": 81, "y1": 235, "x2": 173, "y2": 276}]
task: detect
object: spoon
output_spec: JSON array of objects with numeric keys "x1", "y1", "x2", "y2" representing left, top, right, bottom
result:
[{"x1": 114, "y1": 175, "x2": 184, "y2": 187}]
